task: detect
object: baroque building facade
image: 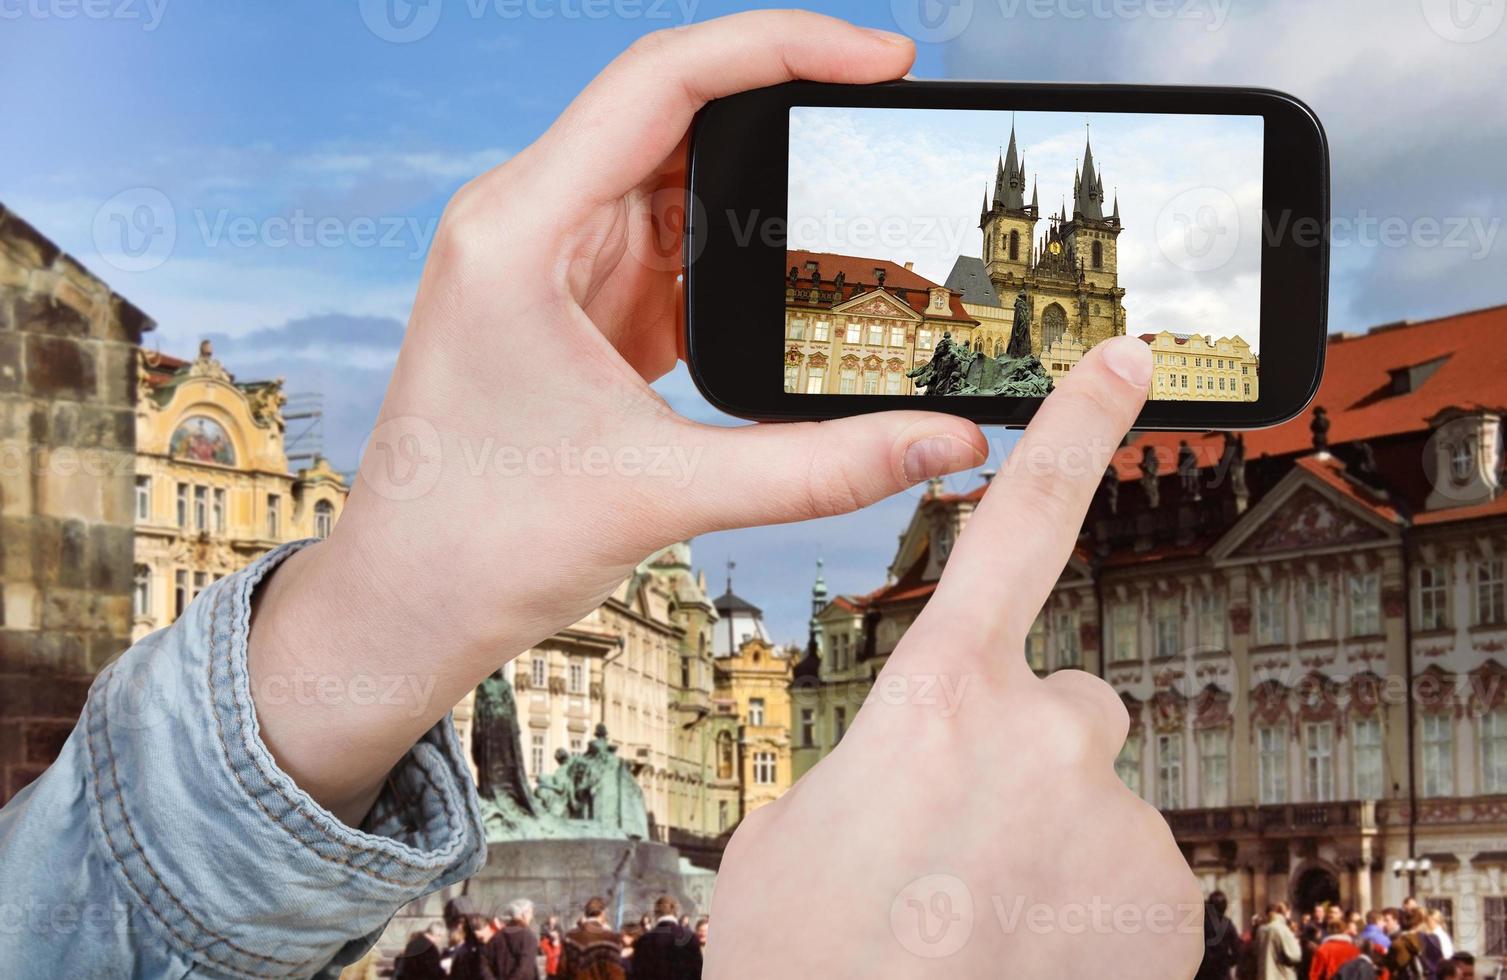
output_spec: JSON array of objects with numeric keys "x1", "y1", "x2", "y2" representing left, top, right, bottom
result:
[
  {"x1": 711, "y1": 584, "x2": 794, "y2": 823},
  {"x1": 1143, "y1": 330, "x2": 1261, "y2": 402},
  {"x1": 132, "y1": 341, "x2": 346, "y2": 638},
  {"x1": 455, "y1": 543, "x2": 743, "y2": 844},
  {"x1": 790, "y1": 305, "x2": 1507, "y2": 970}
]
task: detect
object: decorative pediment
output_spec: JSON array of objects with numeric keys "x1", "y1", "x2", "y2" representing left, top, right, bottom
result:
[
  {"x1": 886, "y1": 357, "x2": 905, "y2": 372},
  {"x1": 1211, "y1": 466, "x2": 1400, "y2": 563},
  {"x1": 1250, "y1": 679, "x2": 1291, "y2": 725},
  {"x1": 839, "y1": 354, "x2": 860, "y2": 369},
  {"x1": 785, "y1": 347, "x2": 804, "y2": 364},
  {"x1": 808, "y1": 352, "x2": 828, "y2": 368},
  {"x1": 1296, "y1": 671, "x2": 1341, "y2": 723},
  {"x1": 1348, "y1": 671, "x2": 1388, "y2": 718},
  {"x1": 1150, "y1": 689, "x2": 1186, "y2": 733},
  {"x1": 1467, "y1": 658, "x2": 1507, "y2": 713},
  {"x1": 833, "y1": 289, "x2": 921, "y2": 320},
  {"x1": 1414, "y1": 664, "x2": 1458, "y2": 716},
  {"x1": 1192, "y1": 684, "x2": 1232, "y2": 730},
  {"x1": 863, "y1": 354, "x2": 883, "y2": 370}
]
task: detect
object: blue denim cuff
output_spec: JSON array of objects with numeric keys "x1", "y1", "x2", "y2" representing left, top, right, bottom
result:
[{"x1": 82, "y1": 541, "x2": 486, "y2": 979}]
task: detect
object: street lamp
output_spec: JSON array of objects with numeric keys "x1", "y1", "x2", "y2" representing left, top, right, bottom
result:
[{"x1": 1392, "y1": 856, "x2": 1433, "y2": 897}]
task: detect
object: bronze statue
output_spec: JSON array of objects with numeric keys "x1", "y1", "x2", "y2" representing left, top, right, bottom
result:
[
  {"x1": 473, "y1": 671, "x2": 538, "y2": 817},
  {"x1": 1007, "y1": 291, "x2": 1033, "y2": 359}
]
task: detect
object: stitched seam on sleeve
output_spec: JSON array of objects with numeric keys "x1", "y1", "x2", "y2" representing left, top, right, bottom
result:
[{"x1": 87, "y1": 673, "x2": 326, "y2": 978}]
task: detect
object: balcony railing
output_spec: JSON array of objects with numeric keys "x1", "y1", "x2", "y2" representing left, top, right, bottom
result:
[{"x1": 1165, "y1": 800, "x2": 1378, "y2": 838}]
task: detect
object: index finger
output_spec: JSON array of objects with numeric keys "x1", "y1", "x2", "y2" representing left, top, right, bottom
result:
[
  {"x1": 920, "y1": 336, "x2": 1153, "y2": 660},
  {"x1": 514, "y1": 11, "x2": 915, "y2": 203}
]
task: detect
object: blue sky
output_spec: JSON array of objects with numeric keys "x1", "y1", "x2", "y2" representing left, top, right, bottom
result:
[{"x1": 4, "y1": 0, "x2": 1504, "y2": 644}]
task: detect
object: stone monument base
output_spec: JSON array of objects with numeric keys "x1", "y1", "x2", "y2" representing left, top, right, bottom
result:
[{"x1": 377, "y1": 838, "x2": 715, "y2": 959}]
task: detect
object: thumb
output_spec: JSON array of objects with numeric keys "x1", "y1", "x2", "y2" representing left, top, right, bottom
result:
[{"x1": 678, "y1": 412, "x2": 988, "y2": 533}]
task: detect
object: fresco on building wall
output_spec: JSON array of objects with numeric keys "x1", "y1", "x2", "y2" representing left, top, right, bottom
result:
[{"x1": 170, "y1": 416, "x2": 236, "y2": 465}]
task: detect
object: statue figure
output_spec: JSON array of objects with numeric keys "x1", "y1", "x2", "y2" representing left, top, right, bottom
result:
[
  {"x1": 907, "y1": 332, "x2": 965, "y2": 395},
  {"x1": 1311, "y1": 405, "x2": 1330, "y2": 451},
  {"x1": 1140, "y1": 445, "x2": 1161, "y2": 509},
  {"x1": 535, "y1": 748, "x2": 574, "y2": 818},
  {"x1": 1006, "y1": 291, "x2": 1033, "y2": 359},
  {"x1": 1178, "y1": 440, "x2": 1201, "y2": 500},
  {"x1": 473, "y1": 671, "x2": 538, "y2": 817},
  {"x1": 1101, "y1": 464, "x2": 1120, "y2": 515}
]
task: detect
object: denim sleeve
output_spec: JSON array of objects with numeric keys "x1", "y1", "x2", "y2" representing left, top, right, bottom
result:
[{"x1": 0, "y1": 541, "x2": 486, "y2": 979}]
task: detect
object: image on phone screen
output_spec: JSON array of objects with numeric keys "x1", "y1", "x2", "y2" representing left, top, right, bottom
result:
[{"x1": 782, "y1": 107, "x2": 1264, "y2": 401}]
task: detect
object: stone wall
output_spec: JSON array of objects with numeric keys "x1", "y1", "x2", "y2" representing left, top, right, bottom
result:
[{"x1": 0, "y1": 205, "x2": 151, "y2": 804}]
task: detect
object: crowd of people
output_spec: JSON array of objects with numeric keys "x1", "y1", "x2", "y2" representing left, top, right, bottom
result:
[
  {"x1": 338, "y1": 894, "x2": 705, "y2": 980},
  {"x1": 1197, "y1": 891, "x2": 1488, "y2": 980}
]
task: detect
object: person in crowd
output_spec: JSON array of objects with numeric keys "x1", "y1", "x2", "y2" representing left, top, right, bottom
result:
[
  {"x1": 620, "y1": 924, "x2": 644, "y2": 971},
  {"x1": 1238, "y1": 913, "x2": 1265, "y2": 980},
  {"x1": 540, "y1": 915, "x2": 563, "y2": 978},
  {"x1": 1333, "y1": 940, "x2": 1381, "y2": 980},
  {"x1": 392, "y1": 924, "x2": 448, "y2": 980},
  {"x1": 1198, "y1": 890, "x2": 1243, "y2": 980},
  {"x1": 1384, "y1": 906, "x2": 1443, "y2": 979},
  {"x1": 559, "y1": 897, "x2": 625, "y2": 980},
  {"x1": 1360, "y1": 911, "x2": 1393, "y2": 953},
  {"x1": 488, "y1": 898, "x2": 541, "y2": 980},
  {"x1": 1258, "y1": 902, "x2": 1303, "y2": 980},
  {"x1": 628, "y1": 896, "x2": 702, "y2": 980},
  {"x1": 448, "y1": 914, "x2": 496, "y2": 980},
  {"x1": 1449, "y1": 951, "x2": 1476, "y2": 980},
  {"x1": 1438, "y1": 961, "x2": 1461, "y2": 980},
  {"x1": 1428, "y1": 909, "x2": 1455, "y2": 960},
  {"x1": 1309, "y1": 911, "x2": 1360, "y2": 980},
  {"x1": 693, "y1": 918, "x2": 709, "y2": 950}
]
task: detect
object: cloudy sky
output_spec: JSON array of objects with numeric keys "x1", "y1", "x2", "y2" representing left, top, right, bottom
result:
[
  {"x1": 4, "y1": 0, "x2": 1503, "y2": 644},
  {"x1": 789, "y1": 105, "x2": 1264, "y2": 348}
]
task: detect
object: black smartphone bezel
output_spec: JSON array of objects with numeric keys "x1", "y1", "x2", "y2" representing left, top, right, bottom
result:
[{"x1": 684, "y1": 80, "x2": 1329, "y2": 429}]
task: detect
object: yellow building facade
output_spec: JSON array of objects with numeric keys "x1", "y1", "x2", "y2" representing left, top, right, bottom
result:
[
  {"x1": 1142, "y1": 330, "x2": 1260, "y2": 402},
  {"x1": 710, "y1": 585, "x2": 795, "y2": 819},
  {"x1": 131, "y1": 341, "x2": 346, "y2": 638}
]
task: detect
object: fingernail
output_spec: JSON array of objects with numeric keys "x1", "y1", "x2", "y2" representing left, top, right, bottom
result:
[
  {"x1": 903, "y1": 435, "x2": 981, "y2": 483},
  {"x1": 1099, "y1": 335, "x2": 1153, "y2": 388},
  {"x1": 863, "y1": 27, "x2": 912, "y2": 46}
]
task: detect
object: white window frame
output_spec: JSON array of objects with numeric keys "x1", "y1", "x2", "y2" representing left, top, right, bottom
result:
[
  {"x1": 1257, "y1": 725, "x2": 1287, "y2": 804},
  {"x1": 1198, "y1": 729, "x2": 1229, "y2": 807},
  {"x1": 1156, "y1": 733, "x2": 1183, "y2": 810},
  {"x1": 1421, "y1": 713, "x2": 1455, "y2": 798},
  {"x1": 1304, "y1": 722, "x2": 1335, "y2": 802},
  {"x1": 1352, "y1": 715, "x2": 1385, "y2": 800}
]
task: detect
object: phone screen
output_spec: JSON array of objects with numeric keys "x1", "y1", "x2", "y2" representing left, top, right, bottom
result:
[{"x1": 783, "y1": 107, "x2": 1264, "y2": 401}]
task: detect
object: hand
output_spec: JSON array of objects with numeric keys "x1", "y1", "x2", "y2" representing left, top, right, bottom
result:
[
  {"x1": 247, "y1": 12, "x2": 988, "y2": 824},
  {"x1": 707, "y1": 338, "x2": 1204, "y2": 979}
]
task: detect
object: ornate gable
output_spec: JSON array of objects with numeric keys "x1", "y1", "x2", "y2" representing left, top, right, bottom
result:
[
  {"x1": 833, "y1": 289, "x2": 921, "y2": 320},
  {"x1": 1212, "y1": 466, "x2": 1400, "y2": 562}
]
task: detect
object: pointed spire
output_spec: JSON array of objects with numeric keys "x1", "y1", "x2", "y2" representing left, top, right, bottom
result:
[
  {"x1": 1030, "y1": 174, "x2": 1039, "y2": 214},
  {"x1": 1077, "y1": 127, "x2": 1104, "y2": 220},
  {"x1": 998, "y1": 124, "x2": 1026, "y2": 210},
  {"x1": 1111, "y1": 189, "x2": 1120, "y2": 224}
]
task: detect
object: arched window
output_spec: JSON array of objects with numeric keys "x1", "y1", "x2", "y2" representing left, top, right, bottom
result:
[
  {"x1": 1041, "y1": 303, "x2": 1068, "y2": 352},
  {"x1": 1092, "y1": 240, "x2": 1104, "y2": 269},
  {"x1": 1008, "y1": 229, "x2": 1020, "y2": 261},
  {"x1": 133, "y1": 565, "x2": 151, "y2": 618},
  {"x1": 994, "y1": 340, "x2": 1004, "y2": 358},
  {"x1": 974, "y1": 339, "x2": 983, "y2": 353},
  {"x1": 314, "y1": 500, "x2": 334, "y2": 538}
]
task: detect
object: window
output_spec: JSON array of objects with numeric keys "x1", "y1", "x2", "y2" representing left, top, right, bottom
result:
[
  {"x1": 1353, "y1": 716, "x2": 1384, "y2": 799},
  {"x1": 845, "y1": 322, "x2": 860, "y2": 344},
  {"x1": 1008, "y1": 229, "x2": 1020, "y2": 260},
  {"x1": 1477, "y1": 559, "x2": 1505, "y2": 625},
  {"x1": 531, "y1": 656, "x2": 548, "y2": 689},
  {"x1": 530, "y1": 733, "x2": 546, "y2": 775},
  {"x1": 1255, "y1": 583, "x2": 1287, "y2": 646},
  {"x1": 135, "y1": 476, "x2": 151, "y2": 521},
  {"x1": 1244, "y1": 384, "x2": 1251, "y2": 397},
  {"x1": 812, "y1": 319, "x2": 829, "y2": 342},
  {"x1": 1486, "y1": 896, "x2": 1507, "y2": 959},
  {"x1": 1025, "y1": 616, "x2": 1047, "y2": 671},
  {"x1": 1300, "y1": 578, "x2": 1333, "y2": 642},
  {"x1": 568, "y1": 659, "x2": 585, "y2": 694},
  {"x1": 132, "y1": 565, "x2": 151, "y2": 618},
  {"x1": 1055, "y1": 610, "x2": 1081, "y2": 668},
  {"x1": 1198, "y1": 730, "x2": 1229, "y2": 807},
  {"x1": 1451, "y1": 440, "x2": 1475, "y2": 484},
  {"x1": 784, "y1": 365, "x2": 800, "y2": 393},
  {"x1": 787, "y1": 318, "x2": 805, "y2": 341},
  {"x1": 716, "y1": 732, "x2": 734, "y2": 780},
  {"x1": 833, "y1": 706, "x2": 847, "y2": 743},
  {"x1": 1304, "y1": 722, "x2": 1334, "y2": 802},
  {"x1": 1154, "y1": 597, "x2": 1181, "y2": 659},
  {"x1": 1421, "y1": 713, "x2": 1454, "y2": 797},
  {"x1": 1111, "y1": 603, "x2": 1139, "y2": 662},
  {"x1": 174, "y1": 570, "x2": 188, "y2": 619},
  {"x1": 1181, "y1": 375, "x2": 1189, "y2": 388},
  {"x1": 1115, "y1": 735, "x2": 1142, "y2": 796},
  {"x1": 211, "y1": 487, "x2": 226, "y2": 534},
  {"x1": 885, "y1": 373, "x2": 902, "y2": 395},
  {"x1": 314, "y1": 500, "x2": 334, "y2": 539},
  {"x1": 805, "y1": 368, "x2": 825, "y2": 394},
  {"x1": 1091, "y1": 239, "x2": 1103, "y2": 269},
  {"x1": 1418, "y1": 565, "x2": 1449, "y2": 630},
  {"x1": 1257, "y1": 725, "x2": 1287, "y2": 804},
  {"x1": 753, "y1": 751, "x2": 776, "y2": 785},
  {"x1": 799, "y1": 708, "x2": 815, "y2": 747},
  {"x1": 1482, "y1": 708, "x2": 1507, "y2": 794},
  {"x1": 1348, "y1": 573, "x2": 1381, "y2": 636},
  {"x1": 193, "y1": 486, "x2": 207, "y2": 531},
  {"x1": 748, "y1": 697, "x2": 765, "y2": 727},
  {"x1": 718, "y1": 800, "x2": 729, "y2": 831},
  {"x1": 889, "y1": 325, "x2": 905, "y2": 347},
  {"x1": 917, "y1": 328, "x2": 933, "y2": 350},
  {"x1": 1196, "y1": 591, "x2": 1226, "y2": 651},
  {"x1": 862, "y1": 371, "x2": 879, "y2": 395},
  {"x1": 176, "y1": 483, "x2": 189, "y2": 528},
  {"x1": 839, "y1": 368, "x2": 857, "y2": 394},
  {"x1": 266, "y1": 494, "x2": 281, "y2": 538},
  {"x1": 1156, "y1": 734, "x2": 1183, "y2": 810},
  {"x1": 867, "y1": 323, "x2": 883, "y2": 346},
  {"x1": 193, "y1": 571, "x2": 208, "y2": 598}
]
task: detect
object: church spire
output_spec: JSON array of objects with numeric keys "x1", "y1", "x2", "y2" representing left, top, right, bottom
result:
[
  {"x1": 998, "y1": 124, "x2": 1026, "y2": 210},
  {"x1": 1030, "y1": 174, "x2": 1039, "y2": 214},
  {"x1": 1076, "y1": 128, "x2": 1105, "y2": 220},
  {"x1": 1111, "y1": 188, "x2": 1120, "y2": 225}
]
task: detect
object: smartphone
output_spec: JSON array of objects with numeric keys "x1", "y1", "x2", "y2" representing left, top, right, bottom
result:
[{"x1": 684, "y1": 81, "x2": 1329, "y2": 429}]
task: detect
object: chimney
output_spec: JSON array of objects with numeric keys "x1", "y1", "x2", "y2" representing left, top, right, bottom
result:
[{"x1": 904, "y1": 261, "x2": 914, "y2": 271}]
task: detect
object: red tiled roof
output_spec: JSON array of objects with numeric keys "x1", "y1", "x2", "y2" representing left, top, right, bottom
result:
[
  {"x1": 1293, "y1": 454, "x2": 1404, "y2": 524},
  {"x1": 787, "y1": 250, "x2": 977, "y2": 324},
  {"x1": 1119, "y1": 303, "x2": 1507, "y2": 480}
]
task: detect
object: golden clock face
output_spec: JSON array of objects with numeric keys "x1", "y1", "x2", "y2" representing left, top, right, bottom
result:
[{"x1": 1048, "y1": 241, "x2": 1062, "y2": 255}]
